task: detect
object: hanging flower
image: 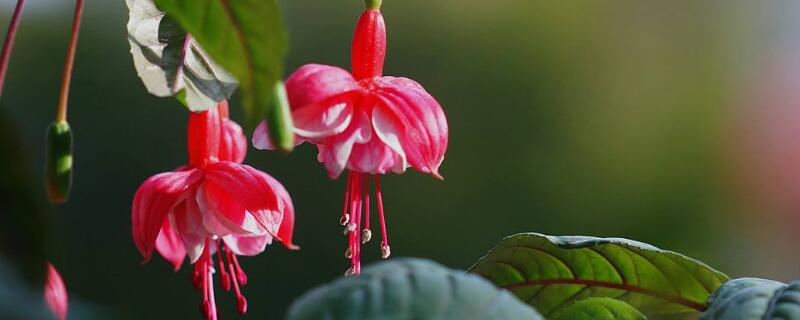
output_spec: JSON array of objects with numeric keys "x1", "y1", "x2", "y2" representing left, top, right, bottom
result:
[
  {"x1": 253, "y1": 1, "x2": 447, "y2": 275},
  {"x1": 132, "y1": 101, "x2": 297, "y2": 319},
  {"x1": 44, "y1": 263, "x2": 68, "y2": 320}
]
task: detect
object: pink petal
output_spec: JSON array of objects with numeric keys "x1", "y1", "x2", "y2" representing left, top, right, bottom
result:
[
  {"x1": 371, "y1": 105, "x2": 409, "y2": 171},
  {"x1": 293, "y1": 95, "x2": 356, "y2": 139},
  {"x1": 252, "y1": 121, "x2": 305, "y2": 151},
  {"x1": 197, "y1": 181, "x2": 265, "y2": 236},
  {"x1": 223, "y1": 234, "x2": 272, "y2": 256},
  {"x1": 375, "y1": 80, "x2": 448, "y2": 178},
  {"x1": 286, "y1": 64, "x2": 359, "y2": 109},
  {"x1": 173, "y1": 201, "x2": 207, "y2": 263},
  {"x1": 44, "y1": 263, "x2": 68, "y2": 320},
  {"x1": 349, "y1": 135, "x2": 405, "y2": 174},
  {"x1": 319, "y1": 110, "x2": 372, "y2": 178},
  {"x1": 262, "y1": 173, "x2": 299, "y2": 249},
  {"x1": 155, "y1": 217, "x2": 186, "y2": 271},
  {"x1": 220, "y1": 118, "x2": 247, "y2": 163},
  {"x1": 132, "y1": 169, "x2": 201, "y2": 262},
  {"x1": 203, "y1": 162, "x2": 283, "y2": 237}
]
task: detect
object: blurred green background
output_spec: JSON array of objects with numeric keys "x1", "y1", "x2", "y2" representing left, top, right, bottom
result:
[{"x1": 2, "y1": 0, "x2": 800, "y2": 318}]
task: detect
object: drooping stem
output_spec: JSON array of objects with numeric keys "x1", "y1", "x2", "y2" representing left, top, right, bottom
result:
[
  {"x1": 0, "y1": 0, "x2": 25, "y2": 98},
  {"x1": 55, "y1": 0, "x2": 85, "y2": 123}
]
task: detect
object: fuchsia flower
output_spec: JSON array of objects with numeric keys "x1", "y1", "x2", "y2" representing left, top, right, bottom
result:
[
  {"x1": 44, "y1": 263, "x2": 68, "y2": 320},
  {"x1": 253, "y1": 2, "x2": 448, "y2": 275},
  {"x1": 132, "y1": 101, "x2": 297, "y2": 319}
]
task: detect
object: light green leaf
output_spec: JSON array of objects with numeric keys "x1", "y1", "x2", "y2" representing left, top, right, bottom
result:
[
  {"x1": 126, "y1": 0, "x2": 237, "y2": 111},
  {"x1": 552, "y1": 297, "x2": 647, "y2": 320},
  {"x1": 468, "y1": 233, "x2": 729, "y2": 318},
  {"x1": 153, "y1": 0, "x2": 295, "y2": 150},
  {"x1": 287, "y1": 258, "x2": 543, "y2": 320},
  {"x1": 701, "y1": 278, "x2": 800, "y2": 320}
]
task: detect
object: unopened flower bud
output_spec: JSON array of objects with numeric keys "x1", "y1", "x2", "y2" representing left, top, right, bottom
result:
[{"x1": 45, "y1": 121, "x2": 73, "y2": 204}]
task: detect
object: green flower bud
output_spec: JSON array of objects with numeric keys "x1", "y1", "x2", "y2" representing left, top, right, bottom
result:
[{"x1": 45, "y1": 121, "x2": 73, "y2": 204}]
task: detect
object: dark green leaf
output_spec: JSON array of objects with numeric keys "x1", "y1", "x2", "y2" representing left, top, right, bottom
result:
[
  {"x1": 701, "y1": 278, "x2": 800, "y2": 320},
  {"x1": 45, "y1": 121, "x2": 73, "y2": 204},
  {"x1": 287, "y1": 258, "x2": 543, "y2": 320},
  {"x1": 552, "y1": 297, "x2": 647, "y2": 320},
  {"x1": 127, "y1": 0, "x2": 237, "y2": 111},
  {"x1": 153, "y1": 0, "x2": 295, "y2": 150},
  {"x1": 468, "y1": 233, "x2": 729, "y2": 318}
]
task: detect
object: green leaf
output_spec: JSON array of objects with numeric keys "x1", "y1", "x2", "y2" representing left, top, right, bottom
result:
[
  {"x1": 153, "y1": 0, "x2": 295, "y2": 151},
  {"x1": 468, "y1": 233, "x2": 729, "y2": 318},
  {"x1": 701, "y1": 278, "x2": 800, "y2": 320},
  {"x1": 126, "y1": 0, "x2": 237, "y2": 111},
  {"x1": 552, "y1": 297, "x2": 647, "y2": 320},
  {"x1": 45, "y1": 121, "x2": 73, "y2": 204},
  {"x1": 286, "y1": 258, "x2": 543, "y2": 320}
]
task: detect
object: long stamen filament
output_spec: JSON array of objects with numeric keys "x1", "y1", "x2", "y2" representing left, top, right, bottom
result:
[
  {"x1": 217, "y1": 241, "x2": 230, "y2": 291},
  {"x1": 341, "y1": 173, "x2": 352, "y2": 225},
  {"x1": 229, "y1": 249, "x2": 247, "y2": 285},
  {"x1": 375, "y1": 175, "x2": 391, "y2": 258},
  {"x1": 225, "y1": 247, "x2": 247, "y2": 315},
  {"x1": 362, "y1": 176, "x2": 371, "y2": 244}
]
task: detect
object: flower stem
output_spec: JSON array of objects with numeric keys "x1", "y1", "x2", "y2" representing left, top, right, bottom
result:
[
  {"x1": 365, "y1": 0, "x2": 382, "y2": 10},
  {"x1": 56, "y1": 0, "x2": 84, "y2": 123},
  {"x1": 0, "y1": 0, "x2": 26, "y2": 99}
]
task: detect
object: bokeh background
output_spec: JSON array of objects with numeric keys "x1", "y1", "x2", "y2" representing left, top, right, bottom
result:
[{"x1": 2, "y1": 0, "x2": 800, "y2": 318}]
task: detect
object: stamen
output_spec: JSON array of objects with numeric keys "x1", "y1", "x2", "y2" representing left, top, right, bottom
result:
[
  {"x1": 354, "y1": 173, "x2": 364, "y2": 274},
  {"x1": 225, "y1": 247, "x2": 248, "y2": 315},
  {"x1": 192, "y1": 262, "x2": 203, "y2": 289},
  {"x1": 381, "y1": 243, "x2": 392, "y2": 259},
  {"x1": 344, "y1": 267, "x2": 356, "y2": 277},
  {"x1": 375, "y1": 175, "x2": 391, "y2": 259},
  {"x1": 364, "y1": 176, "x2": 371, "y2": 231},
  {"x1": 361, "y1": 229, "x2": 372, "y2": 244},
  {"x1": 206, "y1": 261, "x2": 217, "y2": 320},
  {"x1": 341, "y1": 172, "x2": 352, "y2": 225},
  {"x1": 217, "y1": 241, "x2": 230, "y2": 291},
  {"x1": 345, "y1": 247, "x2": 353, "y2": 259},
  {"x1": 199, "y1": 239, "x2": 217, "y2": 320},
  {"x1": 228, "y1": 248, "x2": 248, "y2": 286},
  {"x1": 343, "y1": 223, "x2": 357, "y2": 235},
  {"x1": 362, "y1": 176, "x2": 372, "y2": 244}
]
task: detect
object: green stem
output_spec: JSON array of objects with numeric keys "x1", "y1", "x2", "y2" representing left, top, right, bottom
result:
[
  {"x1": 56, "y1": 0, "x2": 84, "y2": 123},
  {"x1": 365, "y1": 0, "x2": 382, "y2": 10}
]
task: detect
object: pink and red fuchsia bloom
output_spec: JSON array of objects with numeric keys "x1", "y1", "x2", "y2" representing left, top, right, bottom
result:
[
  {"x1": 253, "y1": 2, "x2": 448, "y2": 275},
  {"x1": 132, "y1": 102, "x2": 297, "y2": 320}
]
